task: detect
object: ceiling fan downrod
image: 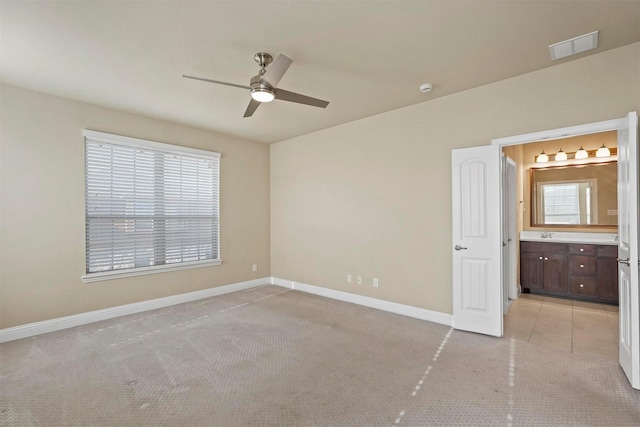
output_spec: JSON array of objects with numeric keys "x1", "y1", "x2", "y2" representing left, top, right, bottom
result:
[{"x1": 254, "y1": 52, "x2": 273, "y2": 75}]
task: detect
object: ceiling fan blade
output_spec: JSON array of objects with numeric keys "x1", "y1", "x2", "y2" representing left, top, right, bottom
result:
[
  {"x1": 261, "y1": 54, "x2": 292, "y2": 88},
  {"x1": 243, "y1": 98, "x2": 261, "y2": 118},
  {"x1": 275, "y1": 88, "x2": 329, "y2": 108},
  {"x1": 183, "y1": 74, "x2": 250, "y2": 90}
]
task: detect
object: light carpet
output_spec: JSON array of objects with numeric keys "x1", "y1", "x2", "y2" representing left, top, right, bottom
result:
[{"x1": 1, "y1": 285, "x2": 639, "y2": 426}]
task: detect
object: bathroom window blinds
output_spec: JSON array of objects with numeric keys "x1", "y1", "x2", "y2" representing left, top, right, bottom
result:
[{"x1": 83, "y1": 130, "x2": 220, "y2": 281}]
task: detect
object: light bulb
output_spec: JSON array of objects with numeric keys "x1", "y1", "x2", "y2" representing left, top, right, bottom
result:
[
  {"x1": 536, "y1": 151, "x2": 549, "y2": 163},
  {"x1": 575, "y1": 146, "x2": 588, "y2": 160},
  {"x1": 595, "y1": 144, "x2": 610, "y2": 158},
  {"x1": 555, "y1": 149, "x2": 567, "y2": 161}
]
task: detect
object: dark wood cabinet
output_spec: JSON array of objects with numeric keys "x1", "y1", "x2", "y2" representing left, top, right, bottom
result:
[
  {"x1": 568, "y1": 244, "x2": 597, "y2": 298},
  {"x1": 520, "y1": 252, "x2": 544, "y2": 290},
  {"x1": 520, "y1": 242, "x2": 568, "y2": 293},
  {"x1": 596, "y1": 245, "x2": 619, "y2": 301},
  {"x1": 520, "y1": 241, "x2": 618, "y2": 304}
]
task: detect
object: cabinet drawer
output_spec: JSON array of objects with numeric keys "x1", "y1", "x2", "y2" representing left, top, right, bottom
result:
[
  {"x1": 569, "y1": 255, "x2": 595, "y2": 275},
  {"x1": 569, "y1": 244, "x2": 595, "y2": 255},
  {"x1": 597, "y1": 245, "x2": 617, "y2": 258},
  {"x1": 569, "y1": 275, "x2": 596, "y2": 296},
  {"x1": 521, "y1": 241, "x2": 567, "y2": 254}
]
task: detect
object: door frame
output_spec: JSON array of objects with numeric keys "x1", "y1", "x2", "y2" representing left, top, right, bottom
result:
[
  {"x1": 492, "y1": 117, "x2": 625, "y2": 304},
  {"x1": 491, "y1": 114, "x2": 638, "y2": 389}
]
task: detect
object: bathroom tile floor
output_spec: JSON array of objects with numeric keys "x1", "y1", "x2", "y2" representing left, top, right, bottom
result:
[{"x1": 504, "y1": 293, "x2": 619, "y2": 361}]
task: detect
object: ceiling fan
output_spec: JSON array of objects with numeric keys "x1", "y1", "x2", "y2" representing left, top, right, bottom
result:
[{"x1": 183, "y1": 52, "x2": 330, "y2": 118}]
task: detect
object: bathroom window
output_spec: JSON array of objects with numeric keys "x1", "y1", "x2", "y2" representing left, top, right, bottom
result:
[
  {"x1": 539, "y1": 181, "x2": 596, "y2": 225},
  {"x1": 83, "y1": 130, "x2": 220, "y2": 282},
  {"x1": 541, "y1": 183, "x2": 580, "y2": 224}
]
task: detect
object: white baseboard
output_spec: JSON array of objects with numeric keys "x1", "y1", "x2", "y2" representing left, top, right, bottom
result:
[
  {"x1": 271, "y1": 277, "x2": 452, "y2": 327},
  {"x1": 1, "y1": 276, "x2": 452, "y2": 343},
  {"x1": 0, "y1": 277, "x2": 270, "y2": 343}
]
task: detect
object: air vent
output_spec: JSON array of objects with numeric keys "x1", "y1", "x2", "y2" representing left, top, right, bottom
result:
[{"x1": 549, "y1": 31, "x2": 599, "y2": 61}]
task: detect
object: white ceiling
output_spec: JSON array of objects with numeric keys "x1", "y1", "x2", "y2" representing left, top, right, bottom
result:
[{"x1": 2, "y1": 1, "x2": 639, "y2": 144}]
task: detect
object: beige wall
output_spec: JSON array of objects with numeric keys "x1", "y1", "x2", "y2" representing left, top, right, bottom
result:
[
  {"x1": 0, "y1": 84, "x2": 271, "y2": 329},
  {"x1": 2, "y1": 43, "x2": 638, "y2": 328},
  {"x1": 271, "y1": 42, "x2": 640, "y2": 315}
]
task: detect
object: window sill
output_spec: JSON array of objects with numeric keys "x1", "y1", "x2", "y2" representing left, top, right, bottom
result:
[{"x1": 82, "y1": 259, "x2": 223, "y2": 283}]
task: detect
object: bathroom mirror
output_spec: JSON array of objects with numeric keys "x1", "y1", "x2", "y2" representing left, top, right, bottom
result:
[{"x1": 530, "y1": 161, "x2": 617, "y2": 228}]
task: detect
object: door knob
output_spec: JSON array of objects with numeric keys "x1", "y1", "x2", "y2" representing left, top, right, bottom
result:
[
  {"x1": 454, "y1": 244, "x2": 468, "y2": 251},
  {"x1": 617, "y1": 258, "x2": 631, "y2": 266}
]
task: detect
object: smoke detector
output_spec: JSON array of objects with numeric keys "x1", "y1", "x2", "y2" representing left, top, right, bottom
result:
[{"x1": 419, "y1": 83, "x2": 433, "y2": 93}]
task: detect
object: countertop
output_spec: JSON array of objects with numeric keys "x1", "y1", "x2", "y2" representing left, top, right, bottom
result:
[{"x1": 519, "y1": 231, "x2": 618, "y2": 246}]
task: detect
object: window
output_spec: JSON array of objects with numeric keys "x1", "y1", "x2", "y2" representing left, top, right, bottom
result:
[
  {"x1": 83, "y1": 130, "x2": 220, "y2": 282},
  {"x1": 541, "y1": 183, "x2": 580, "y2": 224},
  {"x1": 537, "y1": 179, "x2": 599, "y2": 225}
]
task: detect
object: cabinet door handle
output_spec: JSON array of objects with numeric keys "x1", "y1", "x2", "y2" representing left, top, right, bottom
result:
[
  {"x1": 580, "y1": 264, "x2": 584, "y2": 268},
  {"x1": 544, "y1": 257, "x2": 548, "y2": 261},
  {"x1": 539, "y1": 256, "x2": 543, "y2": 260},
  {"x1": 580, "y1": 248, "x2": 584, "y2": 252},
  {"x1": 580, "y1": 284, "x2": 584, "y2": 288}
]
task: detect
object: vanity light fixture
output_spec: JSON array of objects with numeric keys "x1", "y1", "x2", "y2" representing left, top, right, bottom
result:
[
  {"x1": 575, "y1": 146, "x2": 589, "y2": 160},
  {"x1": 533, "y1": 145, "x2": 616, "y2": 163},
  {"x1": 536, "y1": 150, "x2": 549, "y2": 163},
  {"x1": 595, "y1": 143, "x2": 611, "y2": 158},
  {"x1": 554, "y1": 149, "x2": 567, "y2": 161}
]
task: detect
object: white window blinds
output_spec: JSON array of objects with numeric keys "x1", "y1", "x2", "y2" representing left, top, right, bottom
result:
[{"x1": 84, "y1": 130, "x2": 220, "y2": 280}]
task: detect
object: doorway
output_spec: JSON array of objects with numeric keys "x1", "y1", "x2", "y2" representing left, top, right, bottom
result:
[
  {"x1": 500, "y1": 132, "x2": 620, "y2": 360},
  {"x1": 452, "y1": 112, "x2": 638, "y2": 388},
  {"x1": 490, "y1": 112, "x2": 639, "y2": 389}
]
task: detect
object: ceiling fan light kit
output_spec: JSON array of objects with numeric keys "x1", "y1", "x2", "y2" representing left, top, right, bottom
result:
[
  {"x1": 184, "y1": 52, "x2": 329, "y2": 117},
  {"x1": 250, "y1": 75, "x2": 275, "y2": 102},
  {"x1": 250, "y1": 88, "x2": 275, "y2": 103}
]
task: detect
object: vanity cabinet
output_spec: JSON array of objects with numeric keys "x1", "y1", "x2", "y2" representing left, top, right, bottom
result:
[
  {"x1": 520, "y1": 241, "x2": 618, "y2": 304},
  {"x1": 596, "y1": 245, "x2": 619, "y2": 301},
  {"x1": 568, "y1": 244, "x2": 597, "y2": 297},
  {"x1": 520, "y1": 242, "x2": 568, "y2": 293}
]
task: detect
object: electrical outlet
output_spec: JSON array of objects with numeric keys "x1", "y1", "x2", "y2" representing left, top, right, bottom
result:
[
  {"x1": 373, "y1": 277, "x2": 379, "y2": 288},
  {"x1": 252, "y1": 264, "x2": 258, "y2": 272},
  {"x1": 347, "y1": 274, "x2": 352, "y2": 283},
  {"x1": 357, "y1": 276, "x2": 362, "y2": 285}
]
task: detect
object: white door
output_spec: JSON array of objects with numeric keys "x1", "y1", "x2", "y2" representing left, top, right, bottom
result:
[
  {"x1": 617, "y1": 111, "x2": 639, "y2": 390},
  {"x1": 452, "y1": 145, "x2": 502, "y2": 337},
  {"x1": 501, "y1": 155, "x2": 518, "y2": 312},
  {"x1": 506, "y1": 157, "x2": 518, "y2": 301}
]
